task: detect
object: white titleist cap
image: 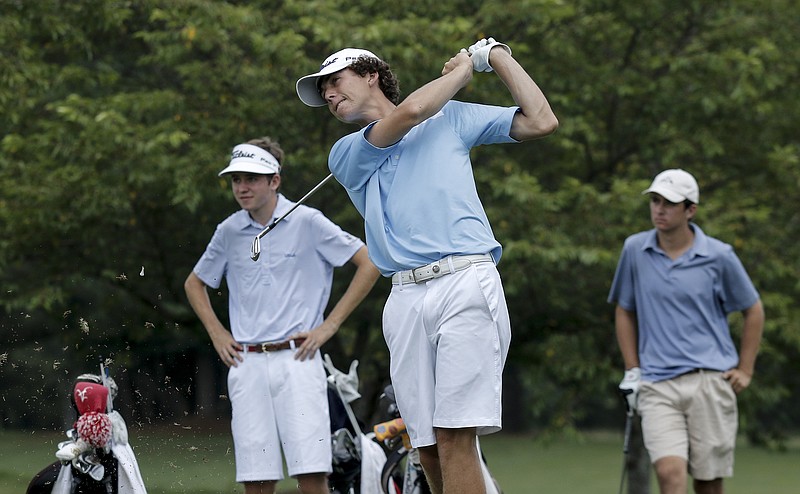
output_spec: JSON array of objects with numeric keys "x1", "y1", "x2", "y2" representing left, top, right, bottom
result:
[
  {"x1": 296, "y1": 48, "x2": 381, "y2": 107},
  {"x1": 218, "y1": 144, "x2": 281, "y2": 176},
  {"x1": 642, "y1": 169, "x2": 699, "y2": 203}
]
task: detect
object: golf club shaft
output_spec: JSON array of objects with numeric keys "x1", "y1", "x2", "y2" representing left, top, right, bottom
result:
[
  {"x1": 618, "y1": 410, "x2": 634, "y2": 494},
  {"x1": 256, "y1": 173, "x2": 334, "y2": 240},
  {"x1": 250, "y1": 173, "x2": 334, "y2": 261}
]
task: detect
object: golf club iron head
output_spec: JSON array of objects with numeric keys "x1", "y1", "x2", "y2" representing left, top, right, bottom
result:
[{"x1": 250, "y1": 236, "x2": 261, "y2": 261}]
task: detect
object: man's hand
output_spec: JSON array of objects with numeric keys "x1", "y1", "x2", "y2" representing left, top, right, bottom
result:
[
  {"x1": 442, "y1": 49, "x2": 474, "y2": 77},
  {"x1": 723, "y1": 368, "x2": 753, "y2": 394},
  {"x1": 467, "y1": 37, "x2": 512, "y2": 73},
  {"x1": 293, "y1": 320, "x2": 337, "y2": 361},
  {"x1": 209, "y1": 327, "x2": 243, "y2": 368},
  {"x1": 619, "y1": 367, "x2": 641, "y2": 414}
]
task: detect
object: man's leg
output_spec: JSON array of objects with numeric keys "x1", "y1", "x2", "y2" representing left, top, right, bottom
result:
[
  {"x1": 418, "y1": 444, "x2": 443, "y2": 494},
  {"x1": 243, "y1": 480, "x2": 277, "y2": 494},
  {"x1": 436, "y1": 427, "x2": 485, "y2": 494},
  {"x1": 693, "y1": 478, "x2": 723, "y2": 494},
  {"x1": 653, "y1": 456, "x2": 688, "y2": 494},
  {"x1": 296, "y1": 472, "x2": 329, "y2": 494}
]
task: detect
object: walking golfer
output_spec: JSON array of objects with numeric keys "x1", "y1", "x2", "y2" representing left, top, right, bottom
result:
[
  {"x1": 295, "y1": 38, "x2": 558, "y2": 494},
  {"x1": 608, "y1": 169, "x2": 765, "y2": 494},
  {"x1": 184, "y1": 136, "x2": 379, "y2": 494}
]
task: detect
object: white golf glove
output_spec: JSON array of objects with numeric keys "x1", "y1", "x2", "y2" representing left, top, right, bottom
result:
[
  {"x1": 467, "y1": 37, "x2": 512, "y2": 73},
  {"x1": 323, "y1": 354, "x2": 361, "y2": 403},
  {"x1": 619, "y1": 367, "x2": 641, "y2": 413},
  {"x1": 56, "y1": 438, "x2": 91, "y2": 461}
]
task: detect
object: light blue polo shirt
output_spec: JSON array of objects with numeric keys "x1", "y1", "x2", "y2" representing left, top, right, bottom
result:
[
  {"x1": 329, "y1": 100, "x2": 519, "y2": 276},
  {"x1": 193, "y1": 194, "x2": 364, "y2": 343},
  {"x1": 607, "y1": 223, "x2": 760, "y2": 382}
]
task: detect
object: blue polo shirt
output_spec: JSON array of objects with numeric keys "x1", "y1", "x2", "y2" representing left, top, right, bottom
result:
[
  {"x1": 608, "y1": 224, "x2": 760, "y2": 382},
  {"x1": 329, "y1": 100, "x2": 519, "y2": 276},
  {"x1": 193, "y1": 194, "x2": 364, "y2": 343}
]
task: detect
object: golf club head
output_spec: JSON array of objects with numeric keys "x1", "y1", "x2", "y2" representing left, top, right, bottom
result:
[{"x1": 250, "y1": 236, "x2": 261, "y2": 261}]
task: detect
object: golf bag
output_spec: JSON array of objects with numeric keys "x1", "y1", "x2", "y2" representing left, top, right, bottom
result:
[
  {"x1": 26, "y1": 367, "x2": 147, "y2": 494},
  {"x1": 324, "y1": 355, "x2": 386, "y2": 494},
  {"x1": 373, "y1": 385, "x2": 502, "y2": 494}
]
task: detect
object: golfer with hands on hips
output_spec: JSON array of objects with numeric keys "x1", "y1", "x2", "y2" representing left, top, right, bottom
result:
[
  {"x1": 184, "y1": 136, "x2": 379, "y2": 494},
  {"x1": 296, "y1": 38, "x2": 557, "y2": 494},
  {"x1": 609, "y1": 169, "x2": 764, "y2": 494}
]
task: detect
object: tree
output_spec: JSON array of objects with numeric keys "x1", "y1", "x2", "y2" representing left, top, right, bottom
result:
[{"x1": 1, "y1": 0, "x2": 798, "y2": 452}]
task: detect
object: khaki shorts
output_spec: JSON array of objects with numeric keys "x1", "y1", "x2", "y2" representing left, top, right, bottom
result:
[{"x1": 639, "y1": 369, "x2": 738, "y2": 480}]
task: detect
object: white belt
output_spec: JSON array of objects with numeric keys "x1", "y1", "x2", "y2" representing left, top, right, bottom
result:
[{"x1": 391, "y1": 253, "x2": 494, "y2": 285}]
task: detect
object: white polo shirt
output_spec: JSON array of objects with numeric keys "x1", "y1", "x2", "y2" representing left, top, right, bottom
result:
[{"x1": 193, "y1": 193, "x2": 364, "y2": 343}]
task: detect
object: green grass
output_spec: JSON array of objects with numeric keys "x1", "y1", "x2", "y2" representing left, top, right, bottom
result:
[{"x1": 3, "y1": 427, "x2": 799, "y2": 493}]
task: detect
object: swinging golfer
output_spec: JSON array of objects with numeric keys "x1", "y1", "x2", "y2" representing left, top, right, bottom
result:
[
  {"x1": 184, "y1": 136, "x2": 379, "y2": 494},
  {"x1": 296, "y1": 38, "x2": 557, "y2": 494},
  {"x1": 609, "y1": 169, "x2": 764, "y2": 494}
]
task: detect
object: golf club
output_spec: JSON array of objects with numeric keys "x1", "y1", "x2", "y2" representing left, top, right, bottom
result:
[
  {"x1": 618, "y1": 390, "x2": 635, "y2": 494},
  {"x1": 250, "y1": 173, "x2": 335, "y2": 261}
]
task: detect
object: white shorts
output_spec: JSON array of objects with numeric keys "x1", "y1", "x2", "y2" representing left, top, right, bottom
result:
[
  {"x1": 227, "y1": 349, "x2": 331, "y2": 482},
  {"x1": 639, "y1": 369, "x2": 738, "y2": 480},
  {"x1": 382, "y1": 261, "x2": 511, "y2": 448}
]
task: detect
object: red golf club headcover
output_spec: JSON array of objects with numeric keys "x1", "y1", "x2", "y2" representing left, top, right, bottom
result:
[
  {"x1": 73, "y1": 382, "x2": 109, "y2": 415},
  {"x1": 76, "y1": 411, "x2": 112, "y2": 448}
]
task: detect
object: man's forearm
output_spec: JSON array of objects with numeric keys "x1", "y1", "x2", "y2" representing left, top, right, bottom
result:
[
  {"x1": 490, "y1": 48, "x2": 558, "y2": 141},
  {"x1": 368, "y1": 58, "x2": 472, "y2": 148},
  {"x1": 737, "y1": 300, "x2": 765, "y2": 375},
  {"x1": 324, "y1": 250, "x2": 380, "y2": 330},
  {"x1": 615, "y1": 305, "x2": 640, "y2": 369}
]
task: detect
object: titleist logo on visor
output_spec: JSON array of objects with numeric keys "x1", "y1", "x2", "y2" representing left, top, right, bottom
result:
[
  {"x1": 230, "y1": 149, "x2": 275, "y2": 166},
  {"x1": 230, "y1": 145, "x2": 279, "y2": 168},
  {"x1": 219, "y1": 143, "x2": 281, "y2": 176}
]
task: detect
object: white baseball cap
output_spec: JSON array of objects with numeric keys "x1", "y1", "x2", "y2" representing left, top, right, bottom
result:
[
  {"x1": 218, "y1": 144, "x2": 281, "y2": 176},
  {"x1": 296, "y1": 48, "x2": 381, "y2": 107},
  {"x1": 642, "y1": 169, "x2": 699, "y2": 203}
]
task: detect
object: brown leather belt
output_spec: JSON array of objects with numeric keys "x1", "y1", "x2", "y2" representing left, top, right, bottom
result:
[
  {"x1": 679, "y1": 368, "x2": 718, "y2": 377},
  {"x1": 244, "y1": 337, "x2": 306, "y2": 353}
]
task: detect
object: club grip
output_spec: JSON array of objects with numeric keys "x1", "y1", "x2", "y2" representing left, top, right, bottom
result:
[{"x1": 373, "y1": 417, "x2": 406, "y2": 442}]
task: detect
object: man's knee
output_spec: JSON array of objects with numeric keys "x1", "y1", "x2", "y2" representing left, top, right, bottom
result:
[
  {"x1": 434, "y1": 427, "x2": 477, "y2": 454},
  {"x1": 244, "y1": 480, "x2": 277, "y2": 494},
  {"x1": 418, "y1": 444, "x2": 440, "y2": 467},
  {"x1": 296, "y1": 472, "x2": 328, "y2": 494},
  {"x1": 654, "y1": 456, "x2": 686, "y2": 476}
]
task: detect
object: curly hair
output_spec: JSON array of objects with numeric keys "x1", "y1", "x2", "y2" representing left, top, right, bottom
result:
[
  {"x1": 245, "y1": 136, "x2": 285, "y2": 166},
  {"x1": 319, "y1": 55, "x2": 401, "y2": 105}
]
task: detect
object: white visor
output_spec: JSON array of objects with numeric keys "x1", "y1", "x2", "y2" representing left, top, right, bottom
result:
[
  {"x1": 218, "y1": 144, "x2": 281, "y2": 176},
  {"x1": 296, "y1": 48, "x2": 380, "y2": 107}
]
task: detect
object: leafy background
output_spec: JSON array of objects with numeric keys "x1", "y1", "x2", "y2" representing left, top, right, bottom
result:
[{"x1": 1, "y1": 0, "x2": 798, "y2": 449}]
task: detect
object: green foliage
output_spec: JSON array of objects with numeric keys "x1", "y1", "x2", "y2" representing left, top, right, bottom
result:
[{"x1": 1, "y1": 0, "x2": 798, "y2": 446}]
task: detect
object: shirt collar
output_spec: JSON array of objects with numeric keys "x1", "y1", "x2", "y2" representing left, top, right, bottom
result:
[
  {"x1": 233, "y1": 193, "x2": 291, "y2": 231},
  {"x1": 642, "y1": 222, "x2": 709, "y2": 259}
]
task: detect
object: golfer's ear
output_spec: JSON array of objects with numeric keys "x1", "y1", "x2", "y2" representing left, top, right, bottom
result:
[
  {"x1": 686, "y1": 203, "x2": 697, "y2": 219},
  {"x1": 272, "y1": 174, "x2": 282, "y2": 189}
]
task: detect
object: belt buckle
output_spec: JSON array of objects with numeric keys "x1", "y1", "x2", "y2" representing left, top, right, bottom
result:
[
  {"x1": 425, "y1": 261, "x2": 442, "y2": 282},
  {"x1": 412, "y1": 262, "x2": 442, "y2": 283},
  {"x1": 260, "y1": 342, "x2": 273, "y2": 352}
]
